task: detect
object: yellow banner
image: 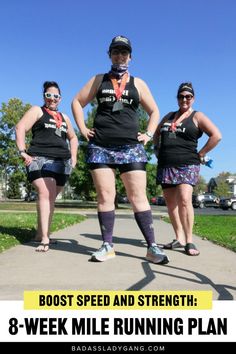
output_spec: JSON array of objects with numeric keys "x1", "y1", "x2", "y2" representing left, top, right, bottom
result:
[{"x1": 24, "y1": 290, "x2": 212, "y2": 310}]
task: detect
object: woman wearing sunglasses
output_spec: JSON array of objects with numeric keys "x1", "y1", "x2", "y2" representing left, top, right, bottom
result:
[
  {"x1": 154, "y1": 82, "x2": 221, "y2": 256},
  {"x1": 15, "y1": 81, "x2": 78, "y2": 252},
  {"x1": 72, "y1": 35, "x2": 169, "y2": 264}
]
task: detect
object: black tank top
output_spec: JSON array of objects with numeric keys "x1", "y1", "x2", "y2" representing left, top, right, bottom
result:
[
  {"x1": 92, "y1": 74, "x2": 140, "y2": 146},
  {"x1": 27, "y1": 107, "x2": 71, "y2": 159},
  {"x1": 158, "y1": 111, "x2": 203, "y2": 167}
]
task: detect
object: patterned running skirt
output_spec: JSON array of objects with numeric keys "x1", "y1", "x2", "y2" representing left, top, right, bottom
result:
[
  {"x1": 86, "y1": 143, "x2": 148, "y2": 164},
  {"x1": 26, "y1": 156, "x2": 72, "y2": 186},
  {"x1": 156, "y1": 164, "x2": 200, "y2": 187}
]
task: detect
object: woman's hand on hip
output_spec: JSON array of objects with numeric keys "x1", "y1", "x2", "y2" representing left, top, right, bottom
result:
[
  {"x1": 21, "y1": 153, "x2": 34, "y2": 166},
  {"x1": 137, "y1": 132, "x2": 152, "y2": 146},
  {"x1": 82, "y1": 127, "x2": 95, "y2": 141}
]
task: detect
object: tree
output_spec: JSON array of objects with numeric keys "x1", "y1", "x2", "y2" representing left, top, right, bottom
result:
[
  {"x1": 214, "y1": 172, "x2": 233, "y2": 197},
  {"x1": 215, "y1": 172, "x2": 231, "y2": 182},
  {"x1": 146, "y1": 163, "x2": 162, "y2": 199},
  {"x1": 0, "y1": 98, "x2": 31, "y2": 198},
  {"x1": 69, "y1": 137, "x2": 96, "y2": 200},
  {"x1": 193, "y1": 175, "x2": 207, "y2": 195},
  {"x1": 214, "y1": 181, "x2": 230, "y2": 198},
  {"x1": 69, "y1": 102, "x2": 97, "y2": 200},
  {"x1": 7, "y1": 170, "x2": 25, "y2": 199}
]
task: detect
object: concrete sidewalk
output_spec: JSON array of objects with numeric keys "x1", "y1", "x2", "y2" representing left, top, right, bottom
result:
[{"x1": 0, "y1": 211, "x2": 236, "y2": 300}]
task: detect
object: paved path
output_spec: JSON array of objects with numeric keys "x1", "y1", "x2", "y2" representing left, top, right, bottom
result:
[{"x1": 0, "y1": 211, "x2": 236, "y2": 300}]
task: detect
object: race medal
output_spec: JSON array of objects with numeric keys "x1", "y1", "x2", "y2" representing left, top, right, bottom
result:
[
  {"x1": 168, "y1": 132, "x2": 176, "y2": 139},
  {"x1": 44, "y1": 107, "x2": 63, "y2": 137},
  {"x1": 112, "y1": 100, "x2": 124, "y2": 112},
  {"x1": 55, "y1": 128, "x2": 62, "y2": 137},
  {"x1": 110, "y1": 73, "x2": 128, "y2": 112},
  {"x1": 169, "y1": 121, "x2": 177, "y2": 138}
]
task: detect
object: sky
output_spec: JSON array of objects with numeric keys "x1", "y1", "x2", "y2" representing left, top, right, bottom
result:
[{"x1": 0, "y1": 0, "x2": 235, "y2": 182}]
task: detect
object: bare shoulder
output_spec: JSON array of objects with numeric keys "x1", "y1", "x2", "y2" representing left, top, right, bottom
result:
[
  {"x1": 134, "y1": 77, "x2": 148, "y2": 89},
  {"x1": 61, "y1": 113, "x2": 73, "y2": 124},
  {"x1": 29, "y1": 105, "x2": 42, "y2": 113},
  {"x1": 89, "y1": 74, "x2": 104, "y2": 88},
  {"x1": 61, "y1": 112, "x2": 69, "y2": 120},
  {"x1": 194, "y1": 111, "x2": 210, "y2": 124},
  {"x1": 133, "y1": 77, "x2": 153, "y2": 101},
  {"x1": 194, "y1": 110, "x2": 219, "y2": 133},
  {"x1": 25, "y1": 105, "x2": 43, "y2": 119},
  {"x1": 16, "y1": 105, "x2": 43, "y2": 129},
  {"x1": 94, "y1": 73, "x2": 104, "y2": 81},
  {"x1": 80, "y1": 74, "x2": 104, "y2": 96}
]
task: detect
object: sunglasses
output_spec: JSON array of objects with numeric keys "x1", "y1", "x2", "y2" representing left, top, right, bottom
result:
[
  {"x1": 178, "y1": 94, "x2": 193, "y2": 101},
  {"x1": 111, "y1": 49, "x2": 130, "y2": 56},
  {"x1": 44, "y1": 92, "x2": 61, "y2": 99}
]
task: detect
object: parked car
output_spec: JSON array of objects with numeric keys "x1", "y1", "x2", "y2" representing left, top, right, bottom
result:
[
  {"x1": 219, "y1": 196, "x2": 236, "y2": 210},
  {"x1": 192, "y1": 193, "x2": 219, "y2": 208},
  {"x1": 116, "y1": 195, "x2": 129, "y2": 203},
  {"x1": 24, "y1": 192, "x2": 37, "y2": 202},
  {"x1": 150, "y1": 196, "x2": 166, "y2": 206}
]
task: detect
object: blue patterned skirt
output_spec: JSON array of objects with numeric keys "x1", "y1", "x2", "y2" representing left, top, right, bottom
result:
[
  {"x1": 156, "y1": 164, "x2": 200, "y2": 186},
  {"x1": 86, "y1": 143, "x2": 148, "y2": 164}
]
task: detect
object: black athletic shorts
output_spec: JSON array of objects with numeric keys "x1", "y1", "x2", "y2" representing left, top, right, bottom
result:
[{"x1": 88, "y1": 162, "x2": 146, "y2": 174}]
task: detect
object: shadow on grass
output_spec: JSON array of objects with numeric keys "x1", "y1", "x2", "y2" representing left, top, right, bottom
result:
[{"x1": 0, "y1": 226, "x2": 35, "y2": 244}]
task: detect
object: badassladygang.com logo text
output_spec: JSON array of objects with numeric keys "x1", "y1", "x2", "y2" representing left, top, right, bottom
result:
[{"x1": 71, "y1": 344, "x2": 165, "y2": 352}]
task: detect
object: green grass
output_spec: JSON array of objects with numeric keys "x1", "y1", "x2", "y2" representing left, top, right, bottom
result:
[
  {"x1": 0, "y1": 200, "x2": 129, "y2": 211},
  {"x1": 0, "y1": 202, "x2": 37, "y2": 211},
  {"x1": 163, "y1": 215, "x2": 236, "y2": 252},
  {"x1": 0, "y1": 212, "x2": 86, "y2": 253},
  {"x1": 0, "y1": 201, "x2": 97, "y2": 212}
]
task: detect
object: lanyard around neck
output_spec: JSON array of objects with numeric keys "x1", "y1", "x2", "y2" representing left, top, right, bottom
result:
[
  {"x1": 109, "y1": 72, "x2": 128, "y2": 101},
  {"x1": 44, "y1": 107, "x2": 63, "y2": 128},
  {"x1": 171, "y1": 109, "x2": 193, "y2": 132}
]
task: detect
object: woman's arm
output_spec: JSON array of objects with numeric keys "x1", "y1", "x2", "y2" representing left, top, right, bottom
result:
[
  {"x1": 71, "y1": 75, "x2": 103, "y2": 141},
  {"x1": 195, "y1": 111, "x2": 222, "y2": 158},
  {"x1": 15, "y1": 106, "x2": 42, "y2": 163},
  {"x1": 134, "y1": 77, "x2": 160, "y2": 145},
  {"x1": 64, "y1": 115, "x2": 79, "y2": 168},
  {"x1": 134, "y1": 78, "x2": 160, "y2": 145}
]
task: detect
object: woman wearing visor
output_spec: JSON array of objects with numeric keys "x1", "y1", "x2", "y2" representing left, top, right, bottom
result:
[
  {"x1": 16, "y1": 81, "x2": 78, "y2": 252},
  {"x1": 72, "y1": 35, "x2": 169, "y2": 264}
]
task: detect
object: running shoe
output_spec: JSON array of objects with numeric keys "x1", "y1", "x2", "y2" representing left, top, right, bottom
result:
[
  {"x1": 91, "y1": 242, "x2": 115, "y2": 262},
  {"x1": 146, "y1": 243, "x2": 169, "y2": 264}
]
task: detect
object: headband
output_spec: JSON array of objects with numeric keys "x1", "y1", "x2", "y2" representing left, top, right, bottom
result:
[{"x1": 178, "y1": 86, "x2": 194, "y2": 96}]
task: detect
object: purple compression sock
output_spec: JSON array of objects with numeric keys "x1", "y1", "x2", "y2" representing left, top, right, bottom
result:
[
  {"x1": 134, "y1": 210, "x2": 156, "y2": 247},
  {"x1": 98, "y1": 210, "x2": 115, "y2": 245}
]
